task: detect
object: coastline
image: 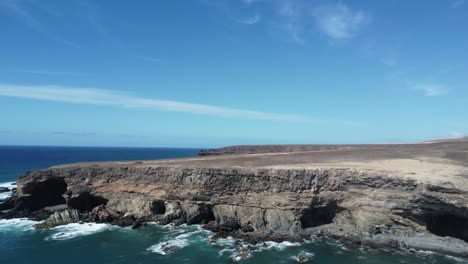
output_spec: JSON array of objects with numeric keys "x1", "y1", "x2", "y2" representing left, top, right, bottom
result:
[{"x1": 1, "y1": 139, "x2": 468, "y2": 259}]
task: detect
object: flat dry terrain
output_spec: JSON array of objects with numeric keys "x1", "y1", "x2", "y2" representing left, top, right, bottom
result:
[{"x1": 55, "y1": 138, "x2": 468, "y2": 190}]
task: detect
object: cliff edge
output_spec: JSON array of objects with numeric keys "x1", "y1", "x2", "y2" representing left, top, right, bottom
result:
[{"x1": 1, "y1": 138, "x2": 468, "y2": 257}]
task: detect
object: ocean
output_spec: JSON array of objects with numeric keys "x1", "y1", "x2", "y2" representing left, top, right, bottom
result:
[{"x1": 0, "y1": 146, "x2": 466, "y2": 264}]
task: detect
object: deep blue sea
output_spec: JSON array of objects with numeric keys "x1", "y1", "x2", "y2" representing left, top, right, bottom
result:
[{"x1": 0, "y1": 146, "x2": 466, "y2": 264}]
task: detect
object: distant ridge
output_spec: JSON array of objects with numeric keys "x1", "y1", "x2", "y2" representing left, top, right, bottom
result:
[{"x1": 198, "y1": 137, "x2": 466, "y2": 156}]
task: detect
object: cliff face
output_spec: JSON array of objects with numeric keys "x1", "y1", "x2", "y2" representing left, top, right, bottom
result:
[{"x1": 2, "y1": 139, "x2": 468, "y2": 257}]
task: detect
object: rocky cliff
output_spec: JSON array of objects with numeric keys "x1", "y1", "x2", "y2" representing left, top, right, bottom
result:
[{"x1": 1, "y1": 139, "x2": 468, "y2": 257}]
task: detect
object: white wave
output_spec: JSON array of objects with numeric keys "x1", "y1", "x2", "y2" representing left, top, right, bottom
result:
[
  {"x1": 444, "y1": 255, "x2": 468, "y2": 263},
  {"x1": 46, "y1": 222, "x2": 115, "y2": 240},
  {"x1": 0, "y1": 191, "x2": 11, "y2": 201},
  {"x1": 254, "y1": 241, "x2": 301, "y2": 252},
  {"x1": 147, "y1": 229, "x2": 203, "y2": 255},
  {"x1": 228, "y1": 240, "x2": 302, "y2": 262},
  {"x1": 218, "y1": 248, "x2": 236, "y2": 257},
  {"x1": 0, "y1": 181, "x2": 16, "y2": 189},
  {"x1": 291, "y1": 251, "x2": 315, "y2": 263},
  {"x1": 231, "y1": 246, "x2": 253, "y2": 262},
  {"x1": 212, "y1": 236, "x2": 237, "y2": 247},
  {"x1": 148, "y1": 238, "x2": 190, "y2": 255},
  {"x1": 0, "y1": 218, "x2": 39, "y2": 232},
  {"x1": 0, "y1": 181, "x2": 16, "y2": 202}
]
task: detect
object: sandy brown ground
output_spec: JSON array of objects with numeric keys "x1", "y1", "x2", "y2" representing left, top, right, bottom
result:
[{"x1": 55, "y1": 138, "x2": 468, "y2": 190}]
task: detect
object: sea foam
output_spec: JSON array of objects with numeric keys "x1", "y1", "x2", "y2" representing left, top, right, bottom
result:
[
  {"x1": 148, "y1": 228, "x2": 205, "y2": 255},
  {"x1": 0, "y1": 181, "x2": 16, "y2": 202},
  {"x1": 0, "y1": 218, "x2": 39, "y2": 232},
  {"x1": 46, "y1": 222, "x2": 115, "y2": 241}
]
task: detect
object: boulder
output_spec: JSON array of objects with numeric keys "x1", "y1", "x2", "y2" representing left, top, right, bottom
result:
[
  {"x1": 35, "y1": 209, "x2": 80, "y2": 229},
  {"x1": 91, "y1": 205, "x2": 112, "y2": 223}
]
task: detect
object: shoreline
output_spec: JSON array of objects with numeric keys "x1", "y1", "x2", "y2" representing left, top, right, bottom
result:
[
  {"x1": 0, "y1": 216, "x2": 467, "y2": 263},
  {"x1": 1, "y1": 139, "x2": 468, "y2": 259}
]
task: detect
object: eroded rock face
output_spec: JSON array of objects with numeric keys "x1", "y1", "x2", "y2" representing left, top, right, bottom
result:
[
  {"x1": 2, "y1": 166, "x2": 468, "y2": 257},
  {"x1": 35, "y1": 209, "x2": 80, "y2": 229},
  {"x1": 15, "y1": 176, "x2": 67, "y2": 210}
]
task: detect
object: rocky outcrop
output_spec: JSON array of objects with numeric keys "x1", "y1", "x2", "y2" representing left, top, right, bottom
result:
[
  {"x1": 35, "y1": 209, "x2": 80, "y2": 229},
  {"x1": 2, "y1": 139, "x2": 468, "y2": 258}
]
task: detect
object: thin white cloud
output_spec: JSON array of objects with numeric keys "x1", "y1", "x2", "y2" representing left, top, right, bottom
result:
[
  {"x1": 0, "y1": 84, "x2": 347, "y2": 124},
  {"x1": 135, "y1": 56, "x2": 161, "y2": 63},
  {"x1": 275, "y1": 0, "x2": 305, "y2": 44},
  {"x1": 0, "y1": 0, "x2": 79, "y2": 48},
  {"x1": 240, "y1": 0, "x2": 260, "y2": 6},
  {"x1": 447, "y1": 131, "x2": 465, "y2": 139},
  {"x1": 5, "y1": 68, "x2": 88, "y2": 76},
  {"x1": 451, "y1": 0, "x2": 466, "y2": 8},
  {"x1": 235, "y1": 13, "x2": 261, "y2": 25},
  {"x1": 414, "y1": 84, "x2": 448, "y2": 97},
  {"x1": 313, "y1": 3, "x2": 370, "y2": 40}
]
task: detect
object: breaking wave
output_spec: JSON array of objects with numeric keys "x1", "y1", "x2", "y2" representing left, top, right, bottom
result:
[
  {"x1": 46, "y1": 222, "x2": 116, "y2": 241},
  {"x1": 0, "y1": 181, "x2": 16, "y2": 202},
  {"x1": 147, "y1": 225, "x2": 209, "y2": 255},
  {"x1": 0, "y1": 218, "x2": 39, "y2": 232}
]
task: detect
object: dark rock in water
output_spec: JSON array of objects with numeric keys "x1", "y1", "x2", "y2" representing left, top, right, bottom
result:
[
  {"x1": 91, "y1": 205, "x2": 112, "y2": 223},
  {"x1": 241, "y1": 224, "x2": 254, "y2": 233},
  {"x1": 159, "y1": 242, "x2": 177, "y2": 255},
  {"x1": 112, "y1": 214, "x2": 136, "y2": 227},
  {"x1": 0, "y1": 187, "x2": 9, "y2": 193},
  {"x1": 0, "y1": 196, "x2": 18, "y2": 211},
  {"x1": 293, "y1": 251, "x2": 315, "y2": 263},
  {"x1": 34, "y1": 209, "x2": 80, "y2": 229},
  {"x1": 221, "y1": 217, "x2": 241, "y2": 231},
  {"x1": 132, "y1": 219, "x2": 143, "y2": 229}
]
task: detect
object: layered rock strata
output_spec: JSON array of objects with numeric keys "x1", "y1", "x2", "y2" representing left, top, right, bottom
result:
[{"x1": 1, "y1": 139, "x2": 468, "y2": 257}]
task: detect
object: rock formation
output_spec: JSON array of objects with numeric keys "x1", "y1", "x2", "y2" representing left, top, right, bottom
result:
[{"x1": 1, "y1": 138, "x2": 468, "y2": 257}]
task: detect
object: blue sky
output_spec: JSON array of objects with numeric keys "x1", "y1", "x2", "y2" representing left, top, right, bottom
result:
[{"x1": 0, "y1": 0, "x2": 467, "y2": 147}]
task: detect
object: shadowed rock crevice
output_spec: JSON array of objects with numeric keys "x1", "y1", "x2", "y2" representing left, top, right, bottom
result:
[
  {"x1": 150, "y1": 200, "x2": 166, "y2": 215},
  {"x1": 65, "y1": 185, "x2": 108, "y2": 212},
  {"x1": 19, "y1": 177, "x2": 67, "y2": 210},
  {"x1": 424, "y1": 214, "x2": 468, "y2": 243},
  {"x1": 186, "y1": 203, "x2": 215, "y2": 224},
  {"x1": 67, "y1": 191, "x2": 108, "y2": 212},
  {"x1": 300, "y1": 203, "x2": 344, "y2": 229}
]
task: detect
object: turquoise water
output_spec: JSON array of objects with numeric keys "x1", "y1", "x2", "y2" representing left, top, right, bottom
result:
[{"x1": 0, "y1": 146, "x2": 466, "y2": 263}]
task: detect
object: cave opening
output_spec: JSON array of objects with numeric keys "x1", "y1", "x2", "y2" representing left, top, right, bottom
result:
[
  {"x1": 151, "y1": 200, "x2": 166, "y2": 215},
  {"x1": 68, "y1": 192, "x2": 108, "y2": 211},
  {"x1": 22, "y1": 177, "x2": 68, "y2": 209},
  {"x1": 187, "y1": 204, "x2": 215, "y2": 225},
  {"x1": 300, "y1": 204, "x2": 343, "y2": 229},
  {"x1": 425, "y1": 213, "x2": 468, "y2": 243}
]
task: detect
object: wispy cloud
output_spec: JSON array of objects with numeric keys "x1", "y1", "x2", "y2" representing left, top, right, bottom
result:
[
  {"x1": 135, "y1": 56, "x2": 161, "y2": 63},
  {"x1": 5, "y1": 68, "x2": 88, "y2": 76},
  {"x1": 313, "y1": 3, "x2": 370, "y2": 40},
  {"x1": 50, "y1": 131, "x2": 97, "y2": 137},
  {"x1": 275, "y1": 0, "x2": 305, "y2": 44},
  {"x1": 447, "y1": 131, "x2": 465, "y2": 139},
  {"x1": 0, "y1": 84, "x2": 350, "y2": 124},
  {"x1": 235, "y1": 13, "x2": 261, "y2": 25},
  {"x1": 414, "y1": 84, "x2": 448, "y2": 96},
  {"x1": 0, "y1": 0, "x2": 79, "y2": 48},
  {"x1": 379, "y1": 56, "x2": 398, "y2": 67},
  {"x1": 451, "y1": 0, "x2": 466, "y2": 8},
  {"x1": 220, "y1": 0, "x2": 371, "y2": 44}
]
